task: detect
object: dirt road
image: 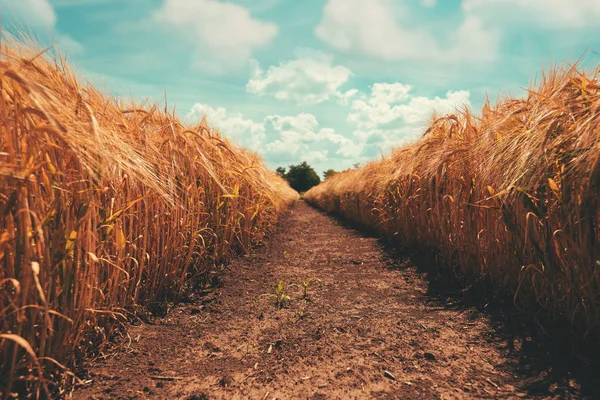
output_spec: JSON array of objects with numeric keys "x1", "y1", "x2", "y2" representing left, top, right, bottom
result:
[{"x1": 75, "y1": 201, "x2": 595, "y2": 399}]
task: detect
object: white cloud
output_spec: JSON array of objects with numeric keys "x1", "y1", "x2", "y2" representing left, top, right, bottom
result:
[
  {"x1": 0, "y1": 0, "x2": 84, "y2": 54},
  {"x1": 345, "y1": 83, "x2": 470, "y2": 159},
  {"x1": 155, "y1": 0, "x2": 278, "y2": 72},
  {"x1": 319, "y1": 127, "x2": 360, "y2": 157},
  {"x1": 315, "y1": 0, "x2": 500, "y2": 62},
  {"x1": 463, "y1": 0, "x2": 600, "y2": 28},
  {"x1": 1, "y1": 0, "x2": 56, "y2": 30},
  {"x1": 304, "y1": 150, "x2": 329, "y2": 163},
  {"x1": 453, "y1": 16, "x2": 500, "y2": 62},
  {"x1": 315, "y1": 0, "x2": 600, "y2": 66},
  {"x1": 349, "y1": 85, "x2": 471, "y2": 130},
  {"x1": 316, "y1": 0, "x2": 439, "y2": 60},
  {"x1": 369, "y1": 83, "x2": 412, "y2": 105},
  {"x1": 185, "y1": 105, "x2": 361, "y2": 162},
  {"x1": 338, "y1": 88, "x2": 359, "y2": 105},
  {"x1": 186, "y1": 78, "x2": 470, "y2": 169},
  {"x1": 186, "y1": 103, "x2": 266, "y2": 148},
  {"x1": 264, "y1": 114, "x2": 360, "y2": 158},
  {"x1": 265, "y1": 139, "x2": 301, "y2": 156},
  {"x1": 246, "y1": 51, "x2": 353, "y2": 104},
  {"x1": 266, "y1": 113, "x2": 320, "y2": 141},
  {"x1": 185, "y1": 80, "x2": 470, "y2": 169}
]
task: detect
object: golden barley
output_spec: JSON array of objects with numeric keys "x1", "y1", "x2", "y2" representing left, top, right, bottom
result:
[
  {"x1": 0, "y1": 37, "x2": 297, "y2": 397},
  {"x1": 305, "y1": 65, "x2": 600, "y2": 338}
]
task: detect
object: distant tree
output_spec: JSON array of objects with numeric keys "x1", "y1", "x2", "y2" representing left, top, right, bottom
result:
[
  {"x1": 353, "y1": 162, "x2": 361, "y2": 169},
  {"x1": 323, "y1": 169, "x2": 337, "y2": 180},
  {"x1": 277, "y1": 161, "x2": 321, "y2": 193},
  {"x1": 275, "y1": 166, "x2": 286, "y2": 178}
]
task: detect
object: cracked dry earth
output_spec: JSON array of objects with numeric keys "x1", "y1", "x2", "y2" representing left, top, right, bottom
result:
[{"x1": 75, "y1": 201, "x2": 595, "y2": 399}]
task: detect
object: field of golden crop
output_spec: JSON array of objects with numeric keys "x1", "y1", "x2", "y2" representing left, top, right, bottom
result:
[
  {"x1": 0, "y1": 38, "x2": 297, "y2": 397},
  {"x1": 305, "y1": 65, "x2": 600, "y2": 338}
]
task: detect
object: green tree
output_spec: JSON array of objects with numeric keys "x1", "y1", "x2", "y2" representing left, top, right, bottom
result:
[
  {"x1": 278, "y1": 161, "x2": 321, "y2": 193},
  {"x1": 275, "y1": 166, "x2": 286, "y2": 177},
  {"x1": 323, "y1": 169, "x2": 337, "y2": 180}
]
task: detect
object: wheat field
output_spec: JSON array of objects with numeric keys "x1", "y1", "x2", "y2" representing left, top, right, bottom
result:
[
  {"x1": 0, "y1": 37, "x2": 297, "y2": 397},
  {"x1": 305, "y1": 64, "x2": 600, "y2": 338}
]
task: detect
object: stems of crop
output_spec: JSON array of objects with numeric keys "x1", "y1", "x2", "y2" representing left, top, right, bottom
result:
[
  {"x1": 305, "y1": 66, "x2": 600, "y2": 339},
  {"x1": 0, "y1": 35, "x2": 298, "y2": 397}
]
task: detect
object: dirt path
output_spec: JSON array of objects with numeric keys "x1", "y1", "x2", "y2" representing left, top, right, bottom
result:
[{"x1": 75, "y1": 201, "x2": 594, "y2": 399}]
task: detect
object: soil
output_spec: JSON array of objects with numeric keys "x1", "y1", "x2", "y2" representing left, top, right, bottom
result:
[{"x1": 74, "y1": 201, "x2": 599, "y2": 399}]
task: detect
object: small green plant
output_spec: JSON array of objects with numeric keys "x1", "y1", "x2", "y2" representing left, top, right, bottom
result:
[
  {"x1": 260, "y1": 280, "x2": 292, "y2": 308},
  {"x1": 291, "y1": 278, "x2": 322, "y2": 300},
  {"x1": 295, "y1": 305, "x2": 312, "y2": 322}
]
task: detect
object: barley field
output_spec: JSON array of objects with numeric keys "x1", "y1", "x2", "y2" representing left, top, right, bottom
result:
[
  {"x1": 0, "y1": 38, "x2": 297, "y2": 397},
  {"x1": 305, "y1": 65, "x2": 600, "y2": 338},
  {"x1": 2, "y1": 25, "x2": 600, "y2": 400}
]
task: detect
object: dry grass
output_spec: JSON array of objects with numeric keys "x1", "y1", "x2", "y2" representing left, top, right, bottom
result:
[
  {"x1": 305, "y1": 64, "x2": 600, "y2": 338},
  {"x1": 0, "y1": 37, "x2": 297, "y2": 397}
]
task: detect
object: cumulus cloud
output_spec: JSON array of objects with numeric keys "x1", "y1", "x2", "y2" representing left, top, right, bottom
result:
[
  {"x1": 186, "y1": 105, "x2": 361, "y2": 164},
  {"x1": 186, "y1": 78, "x2": 470, "y2": 170},
  {"x1": 155, "y1": 0, "x2": 278, "y2": 72},
  {"x1": 369, "y1": 83, "x2": 412, "y2": 105},
  {"x1": 265, "y1": 113, "x2": 320, "y2": 141},
  {"x1": 316, "y1": 0, "x2": 595, "y2": 64},
  {"x1": 265, "y1": 114, "x2": 360, "y2": 158},
  {"x1": 463, "y1": 0, "x2": 600, "y2": 28},
  {"x1": 344, "y1": 82, "x2": 471, "y2": 159},
  {"x1": 304, "y1": 150, "x2": 329, "y2": 163},
  {"x1": 186, "y1": 103, "x2": 266, "y2": 148},
  {"x1": 349, "y1": 84, "x2": 471, "y2": 130},
  {"x1": 0, "y1": 0, "x2": 57, "y2": 29},
  {"x1": 315, "y1": 0, "x2": 440, "y2": 60},
  {"x1": 187, "y1": 77, "x2": 471, "y2": 170},
  {"x1": 319, "y1": 128, "x2": 360, "y2": 157},
  {"x1": 0, "y1": 0, "x2": 84, "y2": 54},
  {"x1": 246, "y1": 51, "x2": 354, "y2": 104},
  {"x1": 315, "y1": 0, "x2": 500, "y2": 63}
]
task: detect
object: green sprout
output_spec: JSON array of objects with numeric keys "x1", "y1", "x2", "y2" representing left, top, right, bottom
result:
[
  {"x1": 291, "y1": 278, "x2": 322, "y2": 300},
  {"x1": 260, "y1": 280, "x2": 292, "y2": 309},
  {"x1": 295, "y1": 305, "x2": 312, "y2": 322}
]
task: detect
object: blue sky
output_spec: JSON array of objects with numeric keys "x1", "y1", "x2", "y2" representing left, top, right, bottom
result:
[{"x1": 1, "y1": 0, "x2": 599, "y2": 174}]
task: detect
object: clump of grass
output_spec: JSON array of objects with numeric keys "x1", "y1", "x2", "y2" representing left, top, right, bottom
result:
[
  {"x1": 0, "y1": 36, "x2": 298, "y2": 397},
  {"x1": 305, "y1": 64, "x2": 600, "y2": 338}
]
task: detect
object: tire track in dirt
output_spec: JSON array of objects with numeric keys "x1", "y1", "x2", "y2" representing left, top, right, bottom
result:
[{"x1": 76, "y1": 201, "x2": 592, "y2": 399}]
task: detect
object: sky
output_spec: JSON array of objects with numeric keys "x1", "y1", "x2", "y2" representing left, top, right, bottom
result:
[{"x1": 1, "y1": 0, "x2": 599, "y2": 174}]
